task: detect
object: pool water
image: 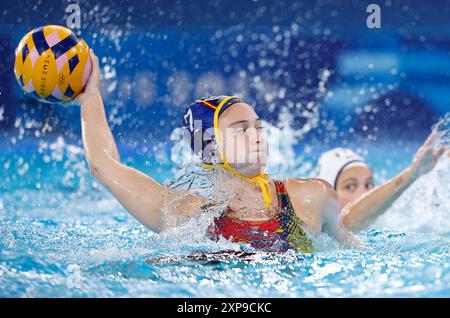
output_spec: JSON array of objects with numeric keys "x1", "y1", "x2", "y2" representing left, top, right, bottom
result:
[{"x1": 0, "y1": 136, "x2": 449, "y2": 297}]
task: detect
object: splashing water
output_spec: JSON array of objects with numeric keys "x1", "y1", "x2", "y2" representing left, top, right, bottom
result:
[
  {"x1": 1, "y1": 1, "x2": 450, "y2": 296},
  {"x1": 433, "y1": 113, "x2": 450, "y2": 148},
  {"x1": 1, "y1": 80, "x2": 449, "y2": 297},
  {"x1": 373, "y1": 116, "x2": 450, "y2": 235},
  {"x1": 1, "y1": 127, "x2": 449, "y2": 297},
  {"x1": 1, "y1": 97, "x2": 449, "y2": 297}
]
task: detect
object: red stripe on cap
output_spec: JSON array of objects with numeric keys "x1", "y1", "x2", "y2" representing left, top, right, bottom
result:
[{"x1": 201, "y1": 100, "x2": 218, "y2": 110}]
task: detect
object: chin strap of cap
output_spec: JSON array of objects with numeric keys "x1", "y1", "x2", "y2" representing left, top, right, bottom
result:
[{"x1": 202, "y1": 96, "x2": 272, "y2": 209}]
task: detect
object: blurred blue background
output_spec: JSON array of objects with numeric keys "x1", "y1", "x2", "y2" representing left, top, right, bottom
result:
[{"x1": 0, "y1": 0, "x2": 449, "y2": 181}]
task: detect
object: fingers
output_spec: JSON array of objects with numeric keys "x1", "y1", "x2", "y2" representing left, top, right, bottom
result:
[
  {"x1": 75, "y1": 48, "x2": 100, "y2": 103},
  {"x1": 416, "y1": 131, "x2": 442, "y2": 160},
  {"x1": 434, "y1": 146, "x2": 446, "y2": 159},
  {"x1": 423, "y1": 130, "x2": 438, "y2": 148},
  {"x1": 89, "y1": 48, "x2": 100, "y2": 79},
  {"x1": 90, "y1": 48, "x2": 99, "y2": 65}
]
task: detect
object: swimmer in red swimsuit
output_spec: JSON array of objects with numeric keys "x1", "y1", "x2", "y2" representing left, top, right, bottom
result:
[
  {"x1": 78, "y1": 50, "x2": 360, "y2": 252},
  {"x1": 207, "y1": 179, "x2": 314, "y2": 253}
]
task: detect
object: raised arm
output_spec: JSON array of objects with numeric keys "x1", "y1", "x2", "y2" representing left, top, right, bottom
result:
[
  {"x1": 76, "y1": 50, "x2": 205, "y2": 232},
  {"x1": 341, "y1": 133, "x2": 446, "y2": 232}
]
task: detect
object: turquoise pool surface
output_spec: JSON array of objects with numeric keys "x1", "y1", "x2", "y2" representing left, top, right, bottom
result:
[{"x1": 0, "y1": 136, "x2": 449, "y2": 297}]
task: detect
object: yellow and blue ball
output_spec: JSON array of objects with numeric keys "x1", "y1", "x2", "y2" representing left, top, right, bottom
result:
[{"x1": 14, "y1": 25, "x2": 91, "y2": 103}]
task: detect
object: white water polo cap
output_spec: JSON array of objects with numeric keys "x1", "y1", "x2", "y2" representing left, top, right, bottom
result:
[{"x1": 316, "y1": 148, "x2": 370, "y2": 188}]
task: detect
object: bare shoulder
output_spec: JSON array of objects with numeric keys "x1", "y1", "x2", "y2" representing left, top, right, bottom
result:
[
  {"x1": 284, "y1": 177, "x2": 336, "y2": 199},
  {"x1": 283, "y1": 177, "x2": 337, "y2": 232}
]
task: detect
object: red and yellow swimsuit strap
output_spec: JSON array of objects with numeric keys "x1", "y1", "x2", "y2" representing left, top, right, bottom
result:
[{"x1": 272, "y1": 179, "x2": 288, "y2": 209}]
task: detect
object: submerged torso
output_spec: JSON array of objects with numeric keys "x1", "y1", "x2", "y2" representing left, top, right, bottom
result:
[{"x1": 207, "y1": 179, "x2": 314, "y2": 253}]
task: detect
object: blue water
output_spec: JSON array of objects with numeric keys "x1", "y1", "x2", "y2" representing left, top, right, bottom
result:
[
  {"x1": 1, "y1": 135, "x2": 449, "y2": 297},
  {"x1": 1, "y1": 0, "x2": 450, "y2": 298}
]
